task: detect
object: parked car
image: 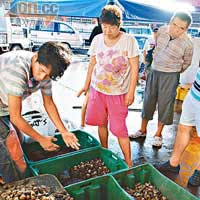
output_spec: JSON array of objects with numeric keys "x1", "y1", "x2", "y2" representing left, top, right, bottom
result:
[
  {"x1": 188, "y1": 27, "x2": 200, "y2": 37},
  {"x1": 29, "y1": 20, "x2": 84, "y2": 50},
  {"x1": 124, "y1": 26, "x2": 152, "y2": 36},
  {"x1": 0, "y1": 15, "x2": 32, "y2": 53}
]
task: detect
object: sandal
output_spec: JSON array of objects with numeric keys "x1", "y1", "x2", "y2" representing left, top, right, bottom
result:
[
  {"x1": 188, "y1": 170, "x2": 200, "y2": 186},
  {"x1": 129, "y1": 130, "x2": 146, "y2": 139},
  {"x1": 152, "y1": 136, "x2": 162, "y2": 147}
]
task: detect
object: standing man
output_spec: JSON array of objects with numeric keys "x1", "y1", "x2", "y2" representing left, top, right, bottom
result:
[
  {"x1": 0, "y1": 42, "x2": 79, "y2": 183},
  {"x1": 130, "y1": 11, "x2": 193, "y2": 147}
]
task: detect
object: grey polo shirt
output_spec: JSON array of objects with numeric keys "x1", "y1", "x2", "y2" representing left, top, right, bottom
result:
[{"x1": 152, "y1": 25, "x2": 193, "y2": 73}]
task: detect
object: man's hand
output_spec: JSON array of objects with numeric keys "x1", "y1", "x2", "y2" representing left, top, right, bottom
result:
[
  {"x1": 42, "y1": 95, "x2": 80, "y2": 150},
  {"x1": 39, "y1": 136, "x2": 60, "y2": 151},
  {"x1": 62, "y1": 132, "x2": 80, "y2": 150}
]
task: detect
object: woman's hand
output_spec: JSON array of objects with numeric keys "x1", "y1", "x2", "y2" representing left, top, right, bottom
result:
[
  {"x1": 77, "y1": 86, "x2": 88, "y2": 97},
  {"x1": 124, "y1": 92, "x2": 135, "y2": 106}
]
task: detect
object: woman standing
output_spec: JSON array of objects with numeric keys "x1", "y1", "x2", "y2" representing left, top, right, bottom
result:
[{"x1": 78, "y1": 5, "x2": 139, "y2": 167}]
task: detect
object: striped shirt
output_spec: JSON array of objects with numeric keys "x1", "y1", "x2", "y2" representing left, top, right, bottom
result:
[
  {"x1": 152, "y1": 25, "x2": 193, "y2": 73},
  {"x1": 191, "y1": 68, "x2": 200, "y2": 101},
  {"x1": 0, "y1": 50, "x2": 52, "y2": 116}
]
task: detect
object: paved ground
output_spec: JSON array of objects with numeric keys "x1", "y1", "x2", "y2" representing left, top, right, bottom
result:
[{"x1": 22, "y1": 53, "x2": 200, "y2": 198}]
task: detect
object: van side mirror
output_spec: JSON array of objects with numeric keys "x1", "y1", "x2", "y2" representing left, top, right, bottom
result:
[
  {"x1": 23, "y1": 28, "x2": 28, "y2": 38},
  {"x1": 35, "y1": 25, "x2": 39, "y2": 30}
]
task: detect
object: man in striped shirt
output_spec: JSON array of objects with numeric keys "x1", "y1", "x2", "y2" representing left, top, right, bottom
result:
[
  {"x1": 130, "y1": 11, "x2": 193, "y2": 147},
  {"x1": 0, "y1": 42, "x2": 79, "y2": 183},
  {"x1": 156, "y1": 67, "x2": 200, "y2": 186}
]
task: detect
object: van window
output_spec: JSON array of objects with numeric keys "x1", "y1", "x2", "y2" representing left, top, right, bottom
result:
[
  {"x1": 40, "y1": 21, "x2": 54, "y2": 32},
  {"x1": 59, "y1": 23, "x2": 75, "y2": 33},
  {"x1": 28, "y1": 20, "x2": 36, "y2": 30},
  {"x1": 10, "y1": 17, "x2": 21, "y2": 26}
]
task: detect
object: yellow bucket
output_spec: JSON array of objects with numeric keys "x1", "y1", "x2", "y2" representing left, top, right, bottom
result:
[
  {"x1": 176, "y1": 86, "x2": 190, "y2": 101},
  {"x1": 176, "y1": 137, "x2": 200, "y2": 187}
]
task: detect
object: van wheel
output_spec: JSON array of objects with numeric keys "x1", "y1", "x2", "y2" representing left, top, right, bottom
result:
[{"x1": 11, "y1": 45, "x2": 22, "y2": 51}]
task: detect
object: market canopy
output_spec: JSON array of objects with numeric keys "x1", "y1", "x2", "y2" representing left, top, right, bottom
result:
[
  {"x1": 10, "y1": 0, "x2": 173, "y2": 22},
  {"x1": 10, "y1": 0, "x2": 110, "y2": 17},
  {"x1": 118, "y1": 0, "x2": 172, "y2": 22}
]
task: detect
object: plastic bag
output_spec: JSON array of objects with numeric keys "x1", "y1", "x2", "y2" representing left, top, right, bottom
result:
[{"x1": 22, "y1": 110, "x2": 56, "y2": 143}]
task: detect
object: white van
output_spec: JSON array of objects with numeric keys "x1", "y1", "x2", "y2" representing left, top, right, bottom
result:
[
  {"x1": 29, "y1": 20, "x2": 84, "y2": 49},
  {"x1": 0, "y1": 16, "x2": 32, "y2": 53}
]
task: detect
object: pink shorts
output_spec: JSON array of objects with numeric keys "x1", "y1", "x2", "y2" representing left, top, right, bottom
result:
[{"x1": 86, "y1": 87, "x2": 128, "y2": 138}]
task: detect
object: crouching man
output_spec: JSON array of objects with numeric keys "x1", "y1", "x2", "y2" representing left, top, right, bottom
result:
[{"x1": 0, "y1": 42, "x2": 80, "y2": 183}]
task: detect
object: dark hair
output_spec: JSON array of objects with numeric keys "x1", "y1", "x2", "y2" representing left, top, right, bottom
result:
[
  {"x1": 100, "y1": 5, "x2": 122, "y2": 27},
  {"x1": 37, "y1": 42, "x2": 72, "y2": 80},
  {"x1": 171, "y1": 11, "x2": 192, "y2": 27}
]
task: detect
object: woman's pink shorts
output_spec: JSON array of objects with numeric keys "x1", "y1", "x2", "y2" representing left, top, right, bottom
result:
[{"x1": 86, "y1": 87, "x2": 128, "y2": 138}]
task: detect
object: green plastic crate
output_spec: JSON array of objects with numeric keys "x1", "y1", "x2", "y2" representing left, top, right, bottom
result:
[
  {"x1": 0, "y1": 174, "x2": 76, "y2": 199},
  {"x1": 30, "y1": 147, "x2": 128, "y2": 186},
  {"x1": 22, "y1": 130, "x2": 100, "y2": 164},
  {"x1": 113, "y1": 163, "x2": 199, "y2": 200},
  {"x1": 0, "y1": 174, "x2": 65, "y2": 193},
  {"x1": 65, "y1": 175, "x2": 132, "y2": 200}
]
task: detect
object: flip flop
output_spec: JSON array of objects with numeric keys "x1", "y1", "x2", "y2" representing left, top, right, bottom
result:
[
  {"x1": 129, "y1": 130, "x2": 146, "y2": 139},
  {"x1": 152, "y1": 136, "x2": 162, "y2": 147}
]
